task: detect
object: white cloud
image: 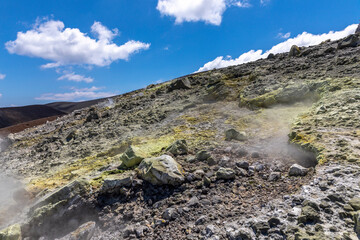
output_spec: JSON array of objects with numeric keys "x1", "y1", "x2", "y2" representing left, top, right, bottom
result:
[
  {"x1": 0, "y1": 93, "x2": 2, "y2": 98},
  {"x1": 197, "y1": 24, "x2": 358, "y2": 72},
  {"x1": 91, "y1": 21, "x2": 118, "y2": 43},
  {"x1": 58, "y1": 72, "x2": 94, "y2": 83},
  {"x1": 0, "y1": 74, "x2": 5, "y2": 80},
  {"x1": 157, "y1": 0, "x2": 249, "y2": 25},
  {"x1": 5, "y1": 20, "x2": 150, "y2": 68},
  {"x1": 35, "y1": 86, "x2": 115, "y2": 101},
  {"x1": 277, "y1": 32, "x2": 291, "y2": 39}
]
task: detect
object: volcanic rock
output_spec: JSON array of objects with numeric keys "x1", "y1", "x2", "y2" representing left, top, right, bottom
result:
[
  {"x1": 225, "y1": 129, "x2": 247, "y2": 141},
  {"x1": 166, "y1": 139, "x2": 188, "y2": 156},
  {"x1": 120, "y1": 146, "x2": 146, "y2": 168},
  {"x1": 288, "y1": 45, "x2": 301, "y2": 57},
  {"x1": 137, "y1": 155, "x2": 184, "y2": 185},
  {"x1": 337, "y1": 34, "x2": 359, "y2": 49},
  {"x1": 289, "y1": 164, "x2": 308, "y2": 176},
  {"x1": 0, "y1": 224, "x2": 21, "y2": 240},
  {"x1": 216, "y1": 167, "x2": 235, "y2": 180}
]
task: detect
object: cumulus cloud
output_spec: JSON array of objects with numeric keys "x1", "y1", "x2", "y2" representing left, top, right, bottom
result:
[
  {"x1": 58, "y1": 72, "x2": 94, "y2": 83},
  {"x1": 5, "y1": 20, "x2": 150, "y2": 68},
  {"x1": 157, "y1": 0, "x2": 250, "y2": 25},
  {"x1": 0, "y1": 74, "x2": 5, "y2": 80},
  {"x1": 35, "y1": 86, "x2": 115, "y2": 101},
  {"x1": 197, "y1": 24, "x2": 357, "y2": 72}
]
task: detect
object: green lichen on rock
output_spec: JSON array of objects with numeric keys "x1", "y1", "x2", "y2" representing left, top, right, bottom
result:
[
  {"x1": 289, "y1": 78, "x2": 360, "y2": 164},
  {"x1": 240, "y1": 82, "x2": 317, "y2": 109},
  {"x1": 100, "y1": 171, "x2": 135, "y2": 193},
  {"x1": 166, "y1": 140, "x2": 188, "y2": 156},
  {"x1": 120, "y1": 146, "x2": 146, "y2": 168},
  {"x1": 349, "y1": 198, "x2": 360, "y2": 211},
  {"x1": 137, "y1": 155, "x2": 184, "y2": 186},
  {"x1": 0, "y1": 224, "x2": 21, "y2": 240},
  {"x1": 30, "y1": 179, "x2": 89, "y2": 212},
  {"x1": 288, "y1": 45, "x2": 301, "y2": 57}
]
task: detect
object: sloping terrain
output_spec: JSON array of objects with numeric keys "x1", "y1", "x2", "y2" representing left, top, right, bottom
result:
[{"x1": 0, "y1": 33, "x2": 360, "y2": 239}]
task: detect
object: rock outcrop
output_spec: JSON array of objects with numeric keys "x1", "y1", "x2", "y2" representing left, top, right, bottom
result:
[
  {"x1": 137, "y1": 155, "x2": 184, "y2": 185},
  {"x1": 0, "y1": 224, "x2": 21, "y2": 240}
]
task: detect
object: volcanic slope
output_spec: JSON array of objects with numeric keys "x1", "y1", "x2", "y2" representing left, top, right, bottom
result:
[{"x1": 0, "y1": 33, "x2": 360, "y2": 239}]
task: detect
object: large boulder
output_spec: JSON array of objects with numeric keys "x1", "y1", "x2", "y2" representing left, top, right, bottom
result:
[
  {"x1": 166, "y1": 140, "x2": 188, "y2": 156},
  {"x1": 354, "y1": 211, "x2": 360, "y2": 235},
  {"x1": 168, "y1": 78, "x2": 191, "y2": 92},
  {"x1": 275, "y1": 83, "x2": 311, "y2": 104},
  {"x1": 196, "y1": 150, "x2": 211, "y2": 161},
  {"x1": 225, "y1": 129, "x2": 247, "y2": 141},
  {"x1": 288, "y1": 45, "x2": 301, "y2": 57},
  {"x1": 137, "y1": 155, "x2": 185, "y2": 186},
  {"x1": 289, "y1": 164, "x2": 308, "y2": 176},
  {"x1": 68, "y1": 221, "x2": 96, "y2": 240},
  {"x1": 0, "y1": 224, "x2": 21, "y2": 240},
  {"x1": 216, "y1": 168, "x2": 236, "y2": 180},
  {"x1": 30, "y1": 179, "x2": 89, "y2": 211},
  {"x1": 120, "y1": 146, "x2": 146, "y2": 168},
  {"x1": 349, "y1": 198, "x2": 360, "y2": 211},
  {"x1": 100, "y1": 171, "x2": 134, "y2": 193},
  {"x1": 298, "y1": 205, "x2": 320, "y2": 224},
  {"x1": 337, "y1": 34, "x2": 359, "y2": 49},
  {"x1": 23, "y1": 179, "x2": 91, "y2": 238}
]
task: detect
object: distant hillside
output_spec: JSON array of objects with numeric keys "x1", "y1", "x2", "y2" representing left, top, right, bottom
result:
[
  {"x1": 45, "y1": 98, "x2": 105, "y2": 114},
  {"x1": 0, "y1": 98, "x2": 108, "y2": 130},
  {"x1": 0, "y1": 105, "x2": 65, "y2": 129}
]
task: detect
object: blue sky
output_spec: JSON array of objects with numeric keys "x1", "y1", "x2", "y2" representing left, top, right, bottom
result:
[{"x1": 0, "y1": 0, "x2": 359, "y2": 107}]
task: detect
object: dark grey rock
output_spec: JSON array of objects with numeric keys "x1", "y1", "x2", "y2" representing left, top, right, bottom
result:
[
  {"x1": 166, "y1": 139, "x2": 188, "y2": 156},
  {"x1": 338, "y1": 35, "x2": 359, "y2": 49},
  {"x1": 289, "y1": 164, "x2": 308, "y2": 176},
  {"x1": 268, "y1": 172, "x2": 281, "y2": 181},
  {"x1": 236, "y1": 161, "x2": 249, "y2": 170},
  {"x1": 188, "y1": 196, "x2": 200, "y2": 207},
  {"x1": 225, "y1": 129, "x2": 247, "y2": 141},
  {"x1": 252, "y1": 221, "x2": 270, "y2": 234},
  {"x1": 196, "y1": 150, "x2": 211, "y2": 161},
  {"x1": 216, "y1": 167, "x2": 235, "y2": 180},
  {"x1": 288, "y1": 45, "x2": 300, "y2": 57},
  {"x1": 168, "y1": 78, "x2": 191, "y2": 92},
  {"x1": 195, "y1": 215, "x2": 207, "y2": 225},
  {"x1": 162, "y1": 207, "x2": 179, "y2": 220},
  {"x1": 327, "y1": 193, "x2": 344, "y2": 203}
]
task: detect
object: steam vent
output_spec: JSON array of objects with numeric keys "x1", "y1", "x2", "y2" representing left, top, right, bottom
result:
[{"x1": 1, "y1": 31, "x2": 360, "y2": 240}]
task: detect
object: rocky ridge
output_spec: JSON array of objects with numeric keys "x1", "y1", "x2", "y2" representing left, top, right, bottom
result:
[{"x1": 0, "y1": 31, "x2": 360, "y2": 239}]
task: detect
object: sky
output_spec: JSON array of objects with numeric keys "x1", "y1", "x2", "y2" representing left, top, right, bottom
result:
[{"x1": 0, "y1": 0, "x2": 359, "y2": 107}]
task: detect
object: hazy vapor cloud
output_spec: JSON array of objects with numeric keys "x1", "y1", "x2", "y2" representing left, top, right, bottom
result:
[
  {"x1": 197, "y1": 24, "x2": 357, "y2": 72},
  {"x1": 0, "y1": 73, "x2": 5, "y2": 80},
  {"x1": 35, "y1": 86, "x2": 115, "y2": 101},
  {"x1": 58, "y1": 72, "x2": 94, "y2": 83},
  {"x1": 277, "y1": 32, "x2": 291, "y2": 39},
  {"x1": 6, "y1": 20, "x2": 150, "y2": 68}
]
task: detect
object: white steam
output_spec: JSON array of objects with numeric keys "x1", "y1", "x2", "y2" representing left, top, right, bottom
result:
[{"x1": 97, "y1": 98, "x2": 115, "y2": 109}]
